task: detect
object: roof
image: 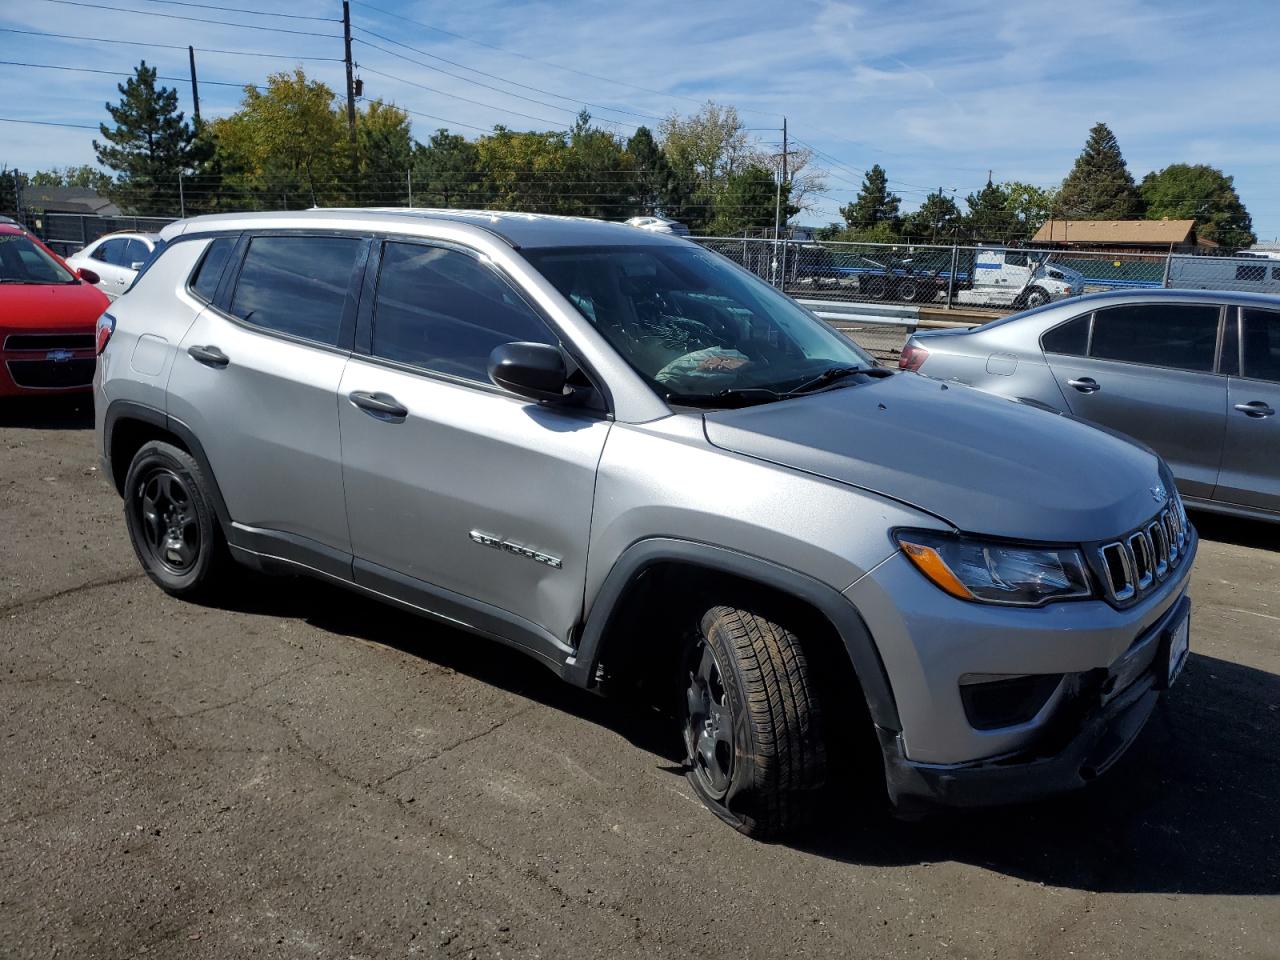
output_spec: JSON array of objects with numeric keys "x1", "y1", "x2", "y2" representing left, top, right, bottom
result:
[
  {"x1": 162, "y1": 208, "x2": 687, "y2": 250},
  {"x1": 1032, "y1": 219, "x2": 1198, "y2": 246},
  {"x1": 22, "y1": 186, "x2": 121, "y2": 217}
]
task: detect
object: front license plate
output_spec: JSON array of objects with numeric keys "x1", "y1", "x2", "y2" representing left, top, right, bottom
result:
[{"x1": 1167, "y1": 612, "x2": 1190, "y2": 685}]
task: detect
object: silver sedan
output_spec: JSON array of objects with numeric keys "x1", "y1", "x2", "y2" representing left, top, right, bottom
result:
[{"x1": 899, "y1": 288, "x2": 1280, "y2": 523}]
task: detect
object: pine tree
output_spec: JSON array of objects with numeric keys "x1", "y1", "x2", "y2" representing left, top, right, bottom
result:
[
  {"x1": 626, "y1": 126, "x2": 685, "y2": 218},
  {"x1": 840, "y1": 165, "x2": 901, "y2": 232},
  {"x1": 93, "y1": 61, "x2": 197, "y2": 216},
  {"x1": 963, "y1": 176, "x2": 1014, "y2": 241},
  {"x1": 1054, "y1": 122, "x2": 1143, "y2": 220},
  {"x1": 900, "y1": 189, "x2": 963, "y2": 241}
]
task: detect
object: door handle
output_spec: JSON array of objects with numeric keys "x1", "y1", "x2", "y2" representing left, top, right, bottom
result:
[
  {"x1": 187, "y1": 344, "x2": 229, "y2": 368},
  {"x1": 1233, "y1": 401, "x2": 1275, "y2": 418},
  {"x1": 349, "y1": 390, "x2": 408, "y2": 421},
  {"x1": 1067, "y1": 377, "x2": 1100, "y2": 393}
]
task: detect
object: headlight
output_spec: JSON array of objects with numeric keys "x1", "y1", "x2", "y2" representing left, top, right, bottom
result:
[{"x1": 895, "y1": 530, "x2": 1094, "y2": 606}]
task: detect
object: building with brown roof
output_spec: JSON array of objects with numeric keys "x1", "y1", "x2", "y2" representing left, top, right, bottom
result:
[{"x1": 1031, "y1": 218, "x2": 1213, "y2": 254}]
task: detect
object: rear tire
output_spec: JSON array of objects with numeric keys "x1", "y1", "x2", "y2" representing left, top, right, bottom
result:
[
  {"x1": 899, "y1": 280, "x2": 920, "y2": 302},
  {"x1": 123, "y1": 440, "x2": 232, "y2": 602},
  {"x1": 681, "y1": 605, "x2": 827, "y2": 838}
]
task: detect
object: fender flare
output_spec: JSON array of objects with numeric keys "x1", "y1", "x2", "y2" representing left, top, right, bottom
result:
[{"x1": 569, "y1": 538, "x2": 902, "y2": 732}]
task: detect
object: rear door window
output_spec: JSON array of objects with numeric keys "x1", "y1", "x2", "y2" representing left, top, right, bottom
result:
[
  {"x1": 1241, "y1": 308, "x2": 1280, "y2": 382},
  {"x1": 1089, "y1": 303, "x2": 1220, "y2": 372},
  {"x1": 370, "y1": 241, "x2": 555, "y2": 382},
  {"x1": 229, "y1": 235, "x2": 363, "y2": 347}
]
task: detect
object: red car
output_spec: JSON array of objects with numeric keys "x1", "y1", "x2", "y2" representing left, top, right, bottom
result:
[{"x1": 1, "y1": 224, "x2": 111, "y2": 396}]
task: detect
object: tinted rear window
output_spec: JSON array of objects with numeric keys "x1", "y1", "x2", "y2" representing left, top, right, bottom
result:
[
  {"x1": 1242, "y1": 308, "x2": 1280, "y2": 382},
  {"x1": 229, "y1": 236, "x2": 362, "y2": 346},
  {"x1": 1089, "y1": 303, "x2": 1220, "y2": 372},
  {"x1": 1041, "y1": 313, "x2": 1090, "y2": 356},
  {"x1": 189, "y1": 237, "x2": 236, "y2": 303}
]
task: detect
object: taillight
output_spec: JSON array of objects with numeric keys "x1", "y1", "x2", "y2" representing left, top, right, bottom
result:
[
  {"x1": 95, "y1": 312, "x2": 116, "y2": 355},
  {"x1": 898, "y1": 342, "x2": 929, "y2": 372}
]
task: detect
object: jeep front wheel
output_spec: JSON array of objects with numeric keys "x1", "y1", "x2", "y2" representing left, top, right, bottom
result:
[{"x1": 681, "y1": 605, "x2": 827, "y2": 837}]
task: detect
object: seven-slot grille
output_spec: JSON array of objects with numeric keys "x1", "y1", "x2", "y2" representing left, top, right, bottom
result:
[
  {"x1": 1097, "y1": 502, "x2": 1189, "y2": 604},
  {"x1": 4, "y1": 334, "x2": 95, "y2": 352}
]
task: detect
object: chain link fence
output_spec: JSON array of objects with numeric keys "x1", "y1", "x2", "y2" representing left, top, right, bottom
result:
[
  {"x1": 30, "y1": 213, "x2": 178, "y2": 258},
  {"x1": 692, "y1": 236, "x2": 1280, "y2": 312}
]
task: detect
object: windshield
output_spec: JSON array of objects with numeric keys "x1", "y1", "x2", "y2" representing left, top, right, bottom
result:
[
  {"x1": 0, "y1": 233, "x2": 76, "y2": 284},
  {"x1": 523, "y1": 243, "x2": 874, "y2": 403}
]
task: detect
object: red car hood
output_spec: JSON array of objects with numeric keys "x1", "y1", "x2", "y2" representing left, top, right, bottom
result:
[{"x1": 0, "y1": 281, "x2": 110, "y2": 333}]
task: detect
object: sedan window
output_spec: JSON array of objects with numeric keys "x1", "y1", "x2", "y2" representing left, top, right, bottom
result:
[
  {"x1": 1041, "y1": 313, "x2": 1090, "y2": 356},
  {"x1": 1089, "y1": 303, "x2": 1220, "y2": 373},
  {"x1": 92, "y1": 238, "x2": 127, "y2": 266},
  {"x1": 1241, "y1": 308, "x2": 1280, "y2": 382}
]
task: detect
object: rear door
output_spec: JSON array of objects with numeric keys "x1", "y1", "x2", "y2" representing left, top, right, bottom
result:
[
  {"x1": 338, "y1": 238, "x2": 610, "y2": 649},
  {"x1": 1042, "y1": 301, "x2": 1227, "y2": 499},
  {"x1": 1215, "y1": 306, "x2": 1280, "y2": 513},
  {"x1": 87, "y1": 238, "x2": 135, "y2": 298},
  {"x1": 169, "y1": 232, "x2": 368, "y2": 564}
]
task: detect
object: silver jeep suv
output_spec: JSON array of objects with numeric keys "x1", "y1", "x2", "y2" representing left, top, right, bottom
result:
[{"x1": 94, "y1": 210, "x2": 1196, "y2": 836}]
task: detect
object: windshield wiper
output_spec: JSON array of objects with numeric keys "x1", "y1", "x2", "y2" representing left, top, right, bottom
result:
[
  {"x1": 665, "y1": 387, "x2": 784, "y2": 409},
  {"x1": 784, "y1": 365, "x2": 892, "y2": 396}
]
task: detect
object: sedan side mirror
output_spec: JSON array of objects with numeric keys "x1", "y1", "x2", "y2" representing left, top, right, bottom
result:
[
  {"x1": 130, "y1": 261, "x2": 146, "y2": 271},
  {"x1": 77, "y1": 267, "x2": 101, "y2": 285},
  {"x1": 488, "y1": 341, "x2": 569, "y2": 402}
]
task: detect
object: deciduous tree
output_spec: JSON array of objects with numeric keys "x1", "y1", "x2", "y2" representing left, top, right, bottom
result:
[{"x1": 1140, "y1": 163, "x2": 1255, "y2": 249}]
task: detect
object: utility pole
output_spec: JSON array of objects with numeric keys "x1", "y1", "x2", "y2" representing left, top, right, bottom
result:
[
  {"x1": 342, "y1": 1, "x2": 357, "y2": 162},
  {"x1": 771, "y1": 116, "x2": 789, "y2": 288},
  {"x1": 188, "y1": 46, "x2": 201, "y2": 125},
  {"x1": 779, "y1": 116, "x2": 788, "y2": 288}
]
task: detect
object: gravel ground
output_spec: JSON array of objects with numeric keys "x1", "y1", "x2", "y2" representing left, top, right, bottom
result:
[{"x1": 2, "y1": 395, "x2": 1278, "y2": 960}]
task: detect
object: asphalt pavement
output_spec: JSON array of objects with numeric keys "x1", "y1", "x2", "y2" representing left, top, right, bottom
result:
[{"x1": 2, "y1": 394, "x2": 1278, "y2": 960}]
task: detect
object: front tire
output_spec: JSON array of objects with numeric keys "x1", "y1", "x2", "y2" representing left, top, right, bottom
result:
[
  {"x1": 123, "y1": 440, "x2": 232, "y2": 601},
  {"x1": 1024, "y1": 286, "x2": 1050, "y2": 308},
  {"x1": 681, "y1": 605, "x2": 827, "y2": 837}
]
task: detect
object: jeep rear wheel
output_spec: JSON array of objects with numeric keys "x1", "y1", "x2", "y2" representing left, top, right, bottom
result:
[
  {"x1": 124, "y1": 440, "x2": 231, "y2": 601},
  {"x1": 681, "y1": 605, "x2": 827, "y2": 837}
]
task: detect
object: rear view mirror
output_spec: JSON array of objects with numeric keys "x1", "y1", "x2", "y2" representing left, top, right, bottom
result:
[
  {"x1": 488, "y1": 341, "x2": 569, "y2": 402},
  {"x1": 77, "y1": 267, "x2": 101, "y2": 285}
]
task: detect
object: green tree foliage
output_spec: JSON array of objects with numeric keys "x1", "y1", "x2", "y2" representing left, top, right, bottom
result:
[
  {"x1": 963, "y1": 177, "x2": 1013, "y2": 241},
  {"x1": 659, "y1": 101, "x2": 750, "y2": 182},
  {"x1": 707, "y1": 164, "x2": 781, "y2": 236},
  {"x1": 839, "y1": 165, "x2": 901, "y2": 234},
  {"x1": 28, "y1": 166, "x2": 115, "y2": 193},
  {"x1": 211, "y1": 70, "x2": 346, "y2": 208},
  {"x1": 1001, "y1": 181, "x2": 1057, "y2": 236},
  {"x1": 901, "y1": 189, "x2": 963, "y2": 241},
  {"x1": 474, "y1": 126, "x2": 572, "y2": 212},
  {"x1": 566, "y1": 111, "x2": 632, "y2": 219},
  {"x1": 1054, "y1": 122, "x2": 1143, "y2": 219},
  {"x1": 412, "y1": 129, "x2": 481, "y2": 208},
  {"x1": 357, "y1": 100, "x2": 413, "y2": 205},
  {"x1": 1140, "y1": 163, "x2": 1256, "y2": 249},
  {"x1": 93, "y1": 61, "x2": 198, "y2": 215},
  {"x1": 625, "y1": 125, "x2": 684, "y2": 217}
]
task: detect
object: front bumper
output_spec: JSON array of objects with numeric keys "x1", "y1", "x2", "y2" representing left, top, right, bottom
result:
[
  {"x1": 880, "y1": 592, "x2": 1189, "y2": 812},
  {"x1": 0, "y1": 329, "x2": 96, "y2": 396}
]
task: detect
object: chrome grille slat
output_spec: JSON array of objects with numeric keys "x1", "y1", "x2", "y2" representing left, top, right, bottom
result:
[{"x1": 1097, "y1": 501, "x2": 1188, "y2": 605}]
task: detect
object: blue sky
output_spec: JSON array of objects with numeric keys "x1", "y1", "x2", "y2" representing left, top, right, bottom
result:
[{"x1": 2, "y1": 0, "x2": 1277, "y2": 241}]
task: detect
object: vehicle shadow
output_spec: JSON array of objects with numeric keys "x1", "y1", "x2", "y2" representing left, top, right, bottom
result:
[
  {"x1": 220, "y1": 575, "x2": 1280, "y2": 897},
  {"x1": 0, "y1": 395, "x2": 94, "y2": 430},
  {"x1": 1189, "y1": 509, "x2": 1279, "y2": 552}
]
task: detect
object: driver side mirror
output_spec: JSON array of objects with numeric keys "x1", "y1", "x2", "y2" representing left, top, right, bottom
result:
[
  {"x1": 487, "y1": 341, "x2": 569, "y2": 402},
  {"x1": 130, "y1": 261, "x2": 146, "y2": 271},
  {"x1": 77, "y1": 267, "x2": 101, "y2": 285}
]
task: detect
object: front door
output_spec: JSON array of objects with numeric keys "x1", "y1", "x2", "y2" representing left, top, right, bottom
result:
[
  {"x1": 1044, "y1": 301, "x2": 1227, "y2": 499},
  {"x1": 1216, "y1": 306, "x2": 1280, "y2": 513},
  {"x1": 339, "y1": 239, "x2": 610, "y2": 650}
]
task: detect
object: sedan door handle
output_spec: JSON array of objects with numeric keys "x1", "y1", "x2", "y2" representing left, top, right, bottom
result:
[
  {"x1": 349, "y1": 390, "x2": 408, "y2": 421},
  {"x1": 1067, "y1": 377, "x2": 1100, "y2": 393},
  {"x1": 1233, "y1": 401, "x2": 1276, "y2": 418},
  {"x1": 187, "y1": 344, "x2": 229, "y2": 368}
]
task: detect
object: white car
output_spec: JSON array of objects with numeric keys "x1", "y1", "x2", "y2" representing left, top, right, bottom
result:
[
  {"x1": 624, "y1": 216, "x2": 690, "y2": 237},
  {"x1": 65, "y1": 232, "x2": 162, "y2": 301}
]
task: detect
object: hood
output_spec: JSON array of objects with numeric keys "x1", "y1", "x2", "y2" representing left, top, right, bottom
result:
[
  {"x1": 702, "y1": 373, "x2": 1167, "y2": 543},
  {"x1": 0, "y1": 281, "x2": 110, "y2": 332}
]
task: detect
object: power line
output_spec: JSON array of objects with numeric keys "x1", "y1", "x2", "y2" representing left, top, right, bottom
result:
[
  {"x1": 126, "y1": 0, "x2": 339, "y2": 22},
  {"x1": 0, "y1": 116, "x2": 100, "y2": 130},
  {"x1": 0, "y1": 59, "x2": 254, "y2": 88},
  {"x1": 33, "y1": 0, "x2": 342, "y2": 39},
  {"x1": 351, "y1": 25, "x2": 660, "y2": 124},
  {"x1": 0, "y1": 26, "x2": 344, "y2": 61},
  {"x1": 356, "y1": 97, "x2": 490, "y2": 135},
  {"x1": 353, "y1": 64, "x2": 569, "y2": 130}
]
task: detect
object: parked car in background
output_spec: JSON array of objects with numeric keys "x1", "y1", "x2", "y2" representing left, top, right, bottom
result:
[
  {"x1": 900, "y1": 289, "x2": 1280, "y2": 522},
  {"x1": 789, "y1": 246, "x2": 949, "y2": 302},
  {"x1": 0, "y1": 223, "x2": 109, "y2": 396},
  {"x1": 98, "y1": 209, "x2": 1198, "y2": 837},
  {"x1": 65, "y1": 232, "x2": 163, "y2": 301},
  {"x1": 624, "y1": 215, "x2": 690, "y2": 236}
]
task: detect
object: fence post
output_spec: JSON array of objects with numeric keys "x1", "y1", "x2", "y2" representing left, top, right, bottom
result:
[
  {"x1": 946, "y1": 240, "x2": 959, "y2": 309},
  {"x1": 1161, "y1": 252, "x2": 1172, "y2": 289},
  {"x1": 178, "y1": 173, "x2": 186, "y2": 218},
  {"x1": 407, "y1": 168, "x2": 413, "y2": 208},
  {"x1": 779, "y1": 235, "x2": 789, "y2": 292}
]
